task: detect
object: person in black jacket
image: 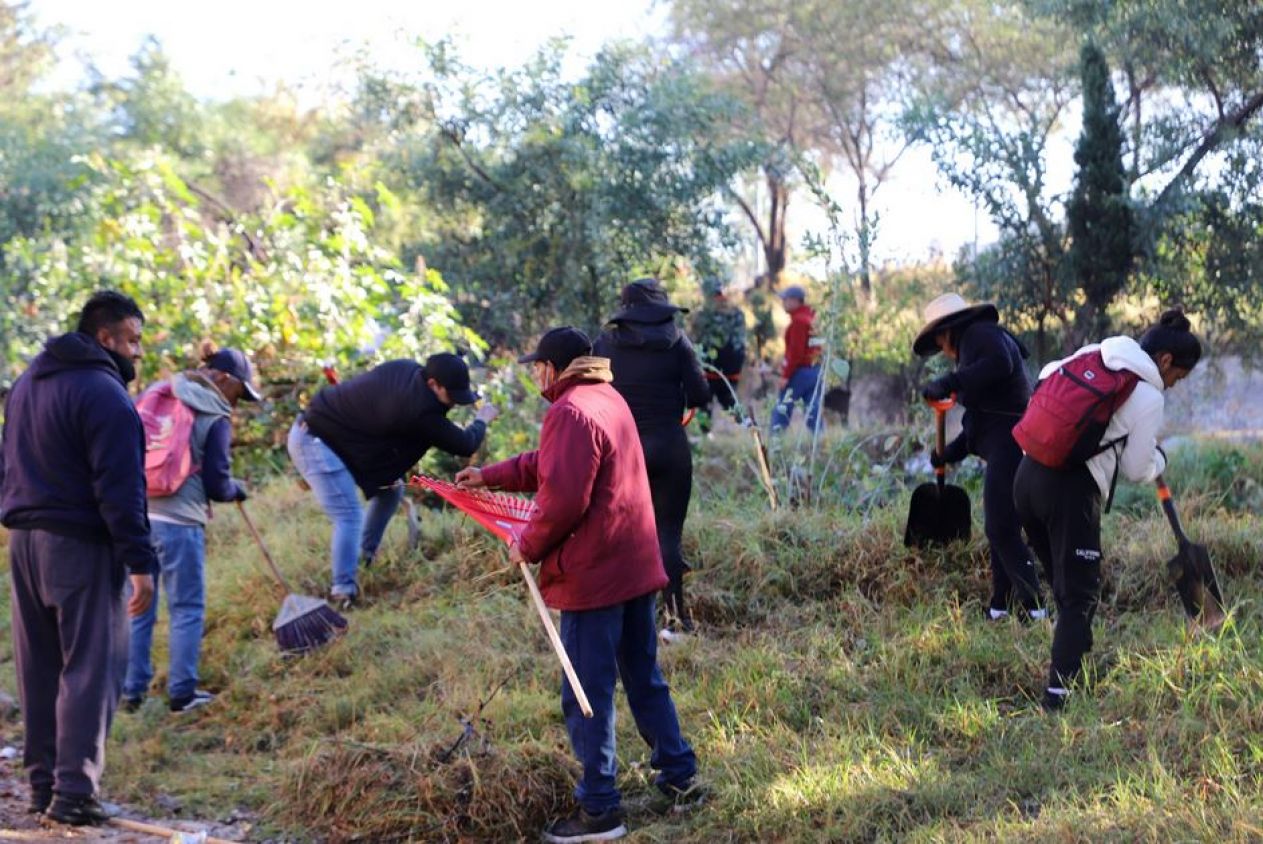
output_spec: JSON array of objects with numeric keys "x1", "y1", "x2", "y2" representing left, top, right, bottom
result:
[
  {"x1": 594, "y1": 279, "x2": 710, "y2": 637},
  {"x1": 288, "y1": 353, "x2": 498, "y2": 608},
  {"x1": 914, "y1": 293, "x2": 1046, "y2": 621},
  {"x1": 0, "y1": 291, "x2": 158, "y2": 826}
]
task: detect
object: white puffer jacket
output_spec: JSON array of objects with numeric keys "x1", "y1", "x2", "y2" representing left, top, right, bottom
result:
[{"x1": 1038, "y1": 336, "x2": 1167, "y2": 499}]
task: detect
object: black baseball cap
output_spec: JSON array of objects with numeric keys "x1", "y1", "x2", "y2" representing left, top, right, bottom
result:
[
  {"x1": 517, "y1": 326, "x2": 592, "y2": 371},
  {"x1": 204, "y1": 349, "x2": 261, "y2": 401},
  {"x1": 424, "y1": 352, "x2": 479, "y2": 405}
]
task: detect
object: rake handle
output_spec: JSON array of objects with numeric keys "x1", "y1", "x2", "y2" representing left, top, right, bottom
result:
[
  {"x1": 518, "y1": 560, "x2": 593, "y2": 718},
  {"x1": 109, "y1": 816, "x2": 237, "y2": 843},
  {"x1": 236, "y1": 501, "x2": 294, "y2": 594},
  {"x1": 750, "y1": 424, "x2": 778, "y2": 510}
]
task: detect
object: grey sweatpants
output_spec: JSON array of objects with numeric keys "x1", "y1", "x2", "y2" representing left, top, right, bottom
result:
[{"x1": 8, "y1": 529, "x2": 128, "y2": 798}]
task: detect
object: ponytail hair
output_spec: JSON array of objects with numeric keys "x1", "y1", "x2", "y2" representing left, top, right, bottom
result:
[{"x1": 1139, "y1": 307, "x2": 1202, "y2": 370}]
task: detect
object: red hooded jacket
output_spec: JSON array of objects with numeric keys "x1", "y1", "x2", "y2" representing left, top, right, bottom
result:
[
  {"x1": 479, "y1": 357, "x2": 668, "y2": 611},
  {"x1": 782, "y1": 305, "x2": 820, "y2": 379}
]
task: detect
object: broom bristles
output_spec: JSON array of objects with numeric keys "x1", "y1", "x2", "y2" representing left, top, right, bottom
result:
[{"x1": 273, "y1": 593, "x2": 347, "y2": 654}]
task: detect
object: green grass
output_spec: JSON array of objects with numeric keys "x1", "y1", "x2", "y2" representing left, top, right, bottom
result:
[{"x1": 1, "y1": 437, "x2": 1262, "y2": 841}]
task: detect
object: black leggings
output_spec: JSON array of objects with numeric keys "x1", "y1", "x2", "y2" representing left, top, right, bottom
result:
[
  {"x1": 979, "y1": 429, "x2": 1044, "y2": 612},
  {"x1": 1013, "y1": 457, "x2": 1103, "y2": 689},
  {"x1": 640, "y1": 425, "x2": 693, "y2": 626}
]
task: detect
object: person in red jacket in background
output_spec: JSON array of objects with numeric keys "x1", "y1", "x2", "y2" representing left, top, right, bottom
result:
[
  {"x1": 456, "y1": 327, "x2": 701, "y2": 844},
  {"x1": 771, "y1": 285, "x2": 823, "y2": 432}
]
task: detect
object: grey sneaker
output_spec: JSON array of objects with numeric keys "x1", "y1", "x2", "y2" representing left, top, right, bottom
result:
[{"x1": 169, "y1": 690, "x2": 215, "y2": 713}]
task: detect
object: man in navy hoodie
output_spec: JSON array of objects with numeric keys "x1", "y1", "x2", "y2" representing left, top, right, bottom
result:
[{"x1": 0, "y1": 291, "x2": 157, "y2": 826}]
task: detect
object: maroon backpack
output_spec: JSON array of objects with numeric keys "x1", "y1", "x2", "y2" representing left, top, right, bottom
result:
[{"x1": 1013, "y1": 349, "x2": 1140, "y2": 470}]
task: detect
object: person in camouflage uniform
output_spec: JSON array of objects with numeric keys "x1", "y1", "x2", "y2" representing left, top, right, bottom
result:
[{"x1": 691, "y1": 278, "x2": 747, "y2": 429}]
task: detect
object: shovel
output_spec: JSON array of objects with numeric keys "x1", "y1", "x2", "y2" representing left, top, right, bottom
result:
[
  {"x1": 904, "y1": 397, "x2": 971, "y2": 548},
  {"x1": 1156, "y1": 475, "x2": 1226, "y2": 628}
]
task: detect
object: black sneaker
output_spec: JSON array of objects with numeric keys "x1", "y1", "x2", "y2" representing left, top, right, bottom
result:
[
  {"x1": 44, "y1": 794, "x2": 110, "y2": 826},
  {"x1": 330, "y1": 592, "x2": 357, "y2": 611},
  {"x1": 27, "y1": 787, "x2": 52, "y2": 815},
  {"x1": 169, "y1": 690, "x2": 215, "y2": 713},
  {"x1": 1040, "y1": 689, "x2": 1068, "y2": 713},
  {"x1": 121, "y1": 695, "x2": 143, "y2": 713},
  {"x1": 648, "y1": 779, "x2": 709, "y2": 815},
  {"x1": 540, "y1": 807, "x2": 627, "y2": 843}
]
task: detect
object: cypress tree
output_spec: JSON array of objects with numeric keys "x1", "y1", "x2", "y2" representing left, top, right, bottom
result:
[{"x1": 1067, "y1": 42, "x2": 1133, "y2": 339}]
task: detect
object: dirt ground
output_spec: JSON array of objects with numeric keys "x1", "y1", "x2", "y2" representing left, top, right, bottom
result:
[{"x1": 0, "y1": 727, "x2": 251, "y2": 843}]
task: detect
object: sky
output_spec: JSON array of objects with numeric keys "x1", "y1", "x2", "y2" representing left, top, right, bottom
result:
[{"x1": 28, "y1": 0, "x2": 1078, "y2": 272}]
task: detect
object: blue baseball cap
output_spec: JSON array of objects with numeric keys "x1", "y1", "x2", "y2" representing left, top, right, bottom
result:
[{"x1": 205, "y1": 349, "x2": 261, "y2": 401}]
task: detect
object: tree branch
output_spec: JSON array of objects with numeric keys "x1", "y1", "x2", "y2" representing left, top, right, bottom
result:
[{"x1": 1153, "y1": 89, "x2": 1263, "y2": 213}]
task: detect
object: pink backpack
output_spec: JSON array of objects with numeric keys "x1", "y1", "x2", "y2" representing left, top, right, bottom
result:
[{"x1": 136, "y1": 381, "x2": 198, "y2": 497}]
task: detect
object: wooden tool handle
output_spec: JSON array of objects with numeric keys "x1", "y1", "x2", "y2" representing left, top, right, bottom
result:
[
  {"x1": 236, "y1": 501, "x2": 293, "y2": 594},
  {"x1": 518, "y1": 560, "x2": 593, "y2": 718},
  {"x1": 109, "y1": 816, "x2": 238, "y2": 843}
]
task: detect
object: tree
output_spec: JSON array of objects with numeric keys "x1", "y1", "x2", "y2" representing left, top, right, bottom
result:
[
  {"x1": 669, "y1": 0, "x2": 814, "y2": 284},
  {"x1": 356, "y1": 41, "x2": 760, "y2": 339},
  {"x1": 1066, "y1": 43, "x2": 1133, "y2": 341},
  {"x1": 903, "y1": 1, "x2": 1078, "y2": 358}
]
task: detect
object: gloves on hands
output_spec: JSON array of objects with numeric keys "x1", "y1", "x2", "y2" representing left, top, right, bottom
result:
[{"x1": 920, "y1": 377, "x2": 954, "y2": 402}]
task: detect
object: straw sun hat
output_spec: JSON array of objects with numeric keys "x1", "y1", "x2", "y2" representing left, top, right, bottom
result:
[{"x1": 912, "y1": 293, "x2": 999, "y2": 357}]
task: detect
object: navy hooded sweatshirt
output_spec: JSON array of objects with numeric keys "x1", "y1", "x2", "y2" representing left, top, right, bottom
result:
[
  {"x1": 593, "y1": 318, "x2": 711, "y2": 432},
  {"x1": 0, "y1": 333, "x2": 158, "y2": 576}
]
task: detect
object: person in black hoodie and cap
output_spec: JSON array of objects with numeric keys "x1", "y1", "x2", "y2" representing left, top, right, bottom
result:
[
  {"x1": 289, "y1": 353, "x2": 498, "y2": 608},
  {"x1": 0, "y1": 290, "x2": 158, "y2": 826},
  {"x1": 593, "y1": 279, "x2": 710, "y2": 638},
  {"x1": 914, "y1": 293, "x2": 1047, "y2": 622}
]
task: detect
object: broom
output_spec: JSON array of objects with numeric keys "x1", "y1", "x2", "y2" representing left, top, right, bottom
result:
[{"x1": 236, "y1": 501, "x2": 348, "y2": 653}]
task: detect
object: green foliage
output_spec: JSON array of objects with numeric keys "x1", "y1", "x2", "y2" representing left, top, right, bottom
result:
[
  {"x1": 357, "y1": 40, "x2": 762, "y2": 341},
  {"x1": 1066, "y1": 43, "x2": 1134, "y2": 340},
  {"x1": 0, "y1": 149, "x2": 483, "y2": 408}
]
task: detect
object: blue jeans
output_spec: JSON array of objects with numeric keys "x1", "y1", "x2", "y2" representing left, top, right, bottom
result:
[
  {"x1": 125, "y1": 521, "x2": 205, "y2": 701},
  {"x1": 287, "y1": 421, "x2": 405, "y2": 597},
  {"x1": 560, "y1": 593, "x2": 697, "y2": 813},
  {"x1": 771, "y1": 365, "x2": 823, "y2": 433}
]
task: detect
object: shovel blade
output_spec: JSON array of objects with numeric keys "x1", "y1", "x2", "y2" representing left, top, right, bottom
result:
[
  {"x1": 904, "y1": 482, "x2": 972, "y2": 548},
  {"x1": 1167, "y1": 541, "x2": 1225, "y2": 623}
]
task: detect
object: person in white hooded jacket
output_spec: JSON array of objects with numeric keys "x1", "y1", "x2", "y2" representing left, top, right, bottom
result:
[{"x1": 1013, "y1": 309, "x2": 1202, "y2": 712}]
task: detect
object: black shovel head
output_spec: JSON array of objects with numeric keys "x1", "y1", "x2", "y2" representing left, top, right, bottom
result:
[
  {"x1": 904, "y1": 481, "x2": 972, "y2": 548},
  {"x1": 1167, "y1": 540, "x2": 1226, "y2": 623}
]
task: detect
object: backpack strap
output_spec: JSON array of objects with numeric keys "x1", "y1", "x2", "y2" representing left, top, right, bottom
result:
[{"x1": 1097, "y1": 435, "x2": 1129, "y2": 513}]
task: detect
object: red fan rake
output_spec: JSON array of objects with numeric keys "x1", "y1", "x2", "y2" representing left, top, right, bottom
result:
[
  {"x1": 410, "y1": 474, "x2": 593, "y2": 717},
  {"x1": 410, "y1": 475, "x2": 536, "y2": 543}
]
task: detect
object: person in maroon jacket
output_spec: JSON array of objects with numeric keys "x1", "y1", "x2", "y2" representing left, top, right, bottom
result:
[
  {"x1": 456, "y1": 327, "x2": 700, "y2": 843},
  {"x1": 771, "y1": 285, "x2": 823, "y2": 432}
]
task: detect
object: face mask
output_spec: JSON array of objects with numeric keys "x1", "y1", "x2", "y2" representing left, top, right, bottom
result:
[{"x1": 104, "y1": 347, "x2": 137, "y2": 384}]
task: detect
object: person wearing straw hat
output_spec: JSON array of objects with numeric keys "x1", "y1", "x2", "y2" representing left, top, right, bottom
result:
[
  {"x1": 593, "y1": 278, "x2": 711, "y2": 639},
  {"x1": 123, "y1": 344, "x2": 260, "y2": 715},
  {"x1": 914, "y1": 292, "x2": 1046, "y2": 623},
  {"x1": 456, "y1": 326, "x2": 701, "y2": 843}
]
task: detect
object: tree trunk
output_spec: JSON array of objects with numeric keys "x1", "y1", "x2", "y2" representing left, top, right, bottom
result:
[
  {"x1": 857, "y1": 176, "x2": 872, "y2": 298},
  {"x1": 764, "y1": 172, "x2": 789, "y2": 284}
]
